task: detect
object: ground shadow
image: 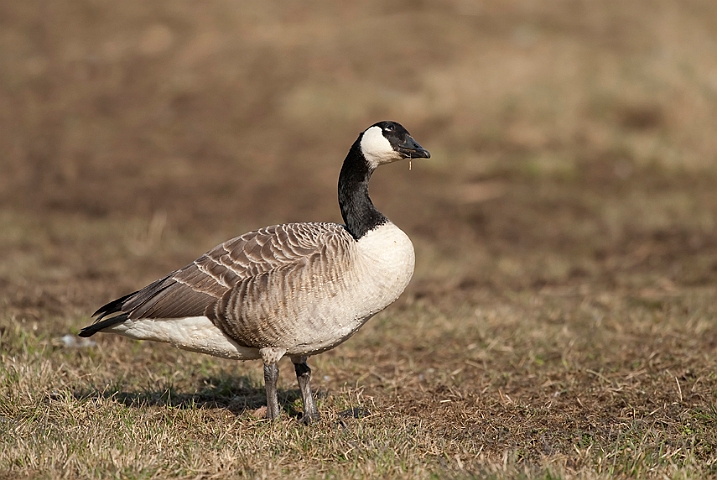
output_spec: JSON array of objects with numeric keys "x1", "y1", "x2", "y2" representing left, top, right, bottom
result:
[{"x1": 72, "y1": 375, "x2": 305, "y2": 419}]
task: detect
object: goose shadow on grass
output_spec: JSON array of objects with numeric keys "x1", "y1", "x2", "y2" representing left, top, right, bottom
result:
[{"x1": 72, "y1": 375, "x2": 309, "y2": 420}]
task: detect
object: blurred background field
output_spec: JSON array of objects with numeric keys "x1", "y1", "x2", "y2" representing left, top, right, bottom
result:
[{"x1": 2, "y1": 1, "x2": 717, "y2": 478}]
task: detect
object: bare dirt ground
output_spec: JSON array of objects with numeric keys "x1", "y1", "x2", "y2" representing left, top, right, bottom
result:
[{"x1": 2, "y1": 1, "x2": 717, "y2": 478}]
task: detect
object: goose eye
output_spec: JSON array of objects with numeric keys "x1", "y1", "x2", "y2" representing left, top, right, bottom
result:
[{"x1": 383, "y1": 125, "x2": 395, "y2": 133}]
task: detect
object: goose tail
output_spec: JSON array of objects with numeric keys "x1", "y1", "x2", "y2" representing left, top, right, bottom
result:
[{"x1": 78, "y1": 291, "x2": 137, "y2": 337}]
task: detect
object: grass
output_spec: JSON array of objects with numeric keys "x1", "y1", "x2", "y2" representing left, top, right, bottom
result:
[
  {"x1": 3, "y1": 0, "x2": 717, "y2": 478},
  {"x1": 3, "y1": 285, "x2": 717, "y2": 478}
]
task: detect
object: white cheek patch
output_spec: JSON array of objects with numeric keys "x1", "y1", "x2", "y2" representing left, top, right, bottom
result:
[{"x1": 360, "y1": 126, "x2": 399, "y2": 168}]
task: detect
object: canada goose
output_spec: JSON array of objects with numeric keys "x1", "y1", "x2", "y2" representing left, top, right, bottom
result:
[{"x1": 80, "y1": 121, "x2": 430, "y2": 423}]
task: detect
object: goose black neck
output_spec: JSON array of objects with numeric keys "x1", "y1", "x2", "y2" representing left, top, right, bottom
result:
[{"x1": 338, "y1": 140, "x2": 388, "y2": 239}]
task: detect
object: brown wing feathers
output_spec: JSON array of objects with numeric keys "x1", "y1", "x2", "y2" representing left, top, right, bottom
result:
[{"x1": 79, "y1": 223, "x2": 349, "y2": 339}]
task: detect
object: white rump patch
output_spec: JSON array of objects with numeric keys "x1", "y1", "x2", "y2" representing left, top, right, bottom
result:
[
  {"x1": 103, "y1": 315, "x2": 261, "y2": 360},
  {"x1": 360, "y1": 126, "x2": 399, "y2": 168}
]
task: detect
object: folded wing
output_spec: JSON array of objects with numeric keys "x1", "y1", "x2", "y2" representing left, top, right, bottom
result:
[{"x1": 81, "y1": 223, "x2": 353, "y2": 346}]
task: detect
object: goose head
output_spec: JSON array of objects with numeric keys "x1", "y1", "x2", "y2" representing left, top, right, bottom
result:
[{"x1": 359, "y1": 121, "x2": 431, "y2": 169}]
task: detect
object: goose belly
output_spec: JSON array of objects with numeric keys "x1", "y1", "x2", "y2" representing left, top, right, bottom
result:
[
  {"x1": 104, "y1": 316, "x2": 262, "y2": 360},
  {"x1": 287, "y1": 222, "x2": 415, "y2": 355}
]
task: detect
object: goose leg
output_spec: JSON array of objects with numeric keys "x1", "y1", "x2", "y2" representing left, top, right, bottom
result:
[
  {"x1": 260, "y1": 347, "x2": 286, "y2": 421},
  {"x1": 263, "y1": 363, "x2": 281, "y2": 421},
  {"x1": 292, "y1": 356, "x2": 320, "y2": 424}
]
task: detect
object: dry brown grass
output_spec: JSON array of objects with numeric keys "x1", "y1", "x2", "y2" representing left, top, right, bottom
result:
[{"x1": 2, "y1": 1, "x2": 717, "y2": 478}]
